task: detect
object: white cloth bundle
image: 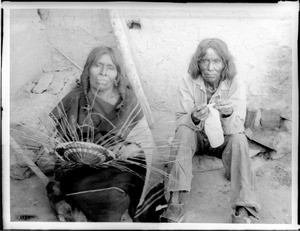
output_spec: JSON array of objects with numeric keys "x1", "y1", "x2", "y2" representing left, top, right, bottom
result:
[{"x1": 204, "y1": 103, "x2": 224, "y2": 148}]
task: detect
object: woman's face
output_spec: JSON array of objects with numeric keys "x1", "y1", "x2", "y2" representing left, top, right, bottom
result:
[
  {"x1": 199, "y1": 48, "x2": 224, "y2": 86},
  {"x1": 89, "y1": 53, "x2": 118, "y2": 92}
]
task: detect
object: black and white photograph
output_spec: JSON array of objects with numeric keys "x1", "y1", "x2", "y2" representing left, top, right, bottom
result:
[{"x1": 1, "y1": 2, "x2": 299, "y2": 230}]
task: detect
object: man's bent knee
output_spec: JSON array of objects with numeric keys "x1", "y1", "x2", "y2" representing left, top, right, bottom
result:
[
  {"x1": 172, "y1": 125, "x2": 197, "y2": 152},
  {"x1": 175, "y1": 125, "x2": 197, "y2": 137}
]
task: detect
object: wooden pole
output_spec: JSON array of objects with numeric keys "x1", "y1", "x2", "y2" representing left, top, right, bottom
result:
[
  {"x1": 108, "y1": 9, "x2": 156, "y2": 128},
  {"x1": 10, "y1": 137, "x2": 49, "y2": 186}
]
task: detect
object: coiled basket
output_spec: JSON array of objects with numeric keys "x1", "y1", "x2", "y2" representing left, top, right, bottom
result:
[{"x1": 55, "y1": 141, "x2": 116, "y2": 166}]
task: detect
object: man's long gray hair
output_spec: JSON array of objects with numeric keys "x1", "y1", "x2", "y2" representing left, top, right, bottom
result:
[{"x1": 188, "y1": 38, "x2": 237, "y2": 81}]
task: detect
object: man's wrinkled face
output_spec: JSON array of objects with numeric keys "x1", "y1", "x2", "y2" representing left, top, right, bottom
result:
[{"x1": 199, "y1": 48, "x2": 224, "y2": 86}]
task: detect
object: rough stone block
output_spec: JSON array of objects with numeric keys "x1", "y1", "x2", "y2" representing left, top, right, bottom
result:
[
  {"x1": 280, "y1": 106, "x2": 292, "y2": 121},
  {"x1": 271, "y1": 132, "x2": 292, "y2": 160},
  {"x1": 42, "y1": 64, "x2": 52, "y2": 73},
  {"x1": 248, "y1": 140, "x2": 266, "y2": 158},
  {"x1": 10, "y1": 163, "x2": 34, "y2": 180},
  {"x1": 47, "y1": 71, "x2": 71, "y2": 95},
  {"x1": 32, "y1": 72, "x2": 54, "y2": 94},
  {"x1": 260, "y1": 109, "x2": 281, "y2": 130},
  {"x1": 244, "y1": 108, "x2": 257, "y2": 129},
  {"x1": 254, "y1": 109, "x2": 261, "y2": 129},
  {"x1": 24, "y1": 82, "x2": 36, "y2": 93},
  {"x1": 280, "y1": 120, "x2": 292, "y2": 133}
]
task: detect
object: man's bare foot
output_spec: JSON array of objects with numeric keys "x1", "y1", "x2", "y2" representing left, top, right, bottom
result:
[
  {"x1": 232, "y1": 206, "x2": 251, "y2": 223},
  {"x1": 236, "y1": 206, "x2": 249, "y2": 218}
]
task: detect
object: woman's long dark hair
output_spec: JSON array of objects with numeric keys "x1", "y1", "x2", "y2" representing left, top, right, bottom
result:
[
  {"x1": 79, "y1": 46, "x2": 128, "y2": 108},
  {"x1": 188, "y1": 38, "x2": 237, "y2": 81}
]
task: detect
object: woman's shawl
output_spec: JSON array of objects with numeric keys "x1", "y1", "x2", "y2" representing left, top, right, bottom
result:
[
  {"x1": 51, "y1": 86, "x2": 144, "y2": 143},
  {"x1": 50, "y1": 86, "x2": 164, "y2": 217}
]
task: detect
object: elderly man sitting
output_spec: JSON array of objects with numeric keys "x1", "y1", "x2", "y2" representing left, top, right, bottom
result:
[{"x1": 160, "y1": 38, "x2": 260, "y2": 224}]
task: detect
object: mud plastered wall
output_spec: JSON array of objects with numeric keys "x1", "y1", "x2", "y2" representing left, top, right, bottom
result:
[
  {"x1": 43, "y1": 9, "x2": 117, "y2": 70},
  {"x1": 10, "y1": 9, "x2": 50, "y2": 95},
  {"x1": 10, "y1": 9, "x2": 117, "y2": 124},
  {"x1": 121, "y1": 9, "x2": 293, "y2": 114},
  {"x1": 10, "y1": 9, "x2": 293, "y2": 126},
  {"x1": 11, "y1": 9, "x2": 117, "y2": 94}
]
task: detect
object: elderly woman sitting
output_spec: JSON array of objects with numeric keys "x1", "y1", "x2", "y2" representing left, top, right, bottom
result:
[{"x1": 46, "y1": 46, "x2": 165, "y2": 222}]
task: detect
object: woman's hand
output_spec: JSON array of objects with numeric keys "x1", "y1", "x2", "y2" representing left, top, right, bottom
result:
[
  {"x1": 214, "y1": 99, "x2": 234, "y2": 117},
  {"x1": 192, "y1": 104, "x2": 209, "y2": 123},
  {"x1": 112, "y1": 143, "x2": 144, "y2": 160},
  {"x1": 55, "y1": 200, "x2": 74, "y2": 222}
]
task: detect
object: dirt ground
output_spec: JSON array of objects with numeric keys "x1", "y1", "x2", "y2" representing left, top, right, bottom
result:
[
  {"x1": 8, "y1": 150, "x2": 292, "y2": 225},
  {"x1": 8, "y1": 111, "x2": 293, "y2": 226},
  {"x1": 187, "y1": 153, "x2": 292, "y2": 224}
]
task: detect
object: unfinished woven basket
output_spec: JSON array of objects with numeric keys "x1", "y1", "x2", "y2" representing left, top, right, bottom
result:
[{"x1": 56, "y1": 142, "x2": 116, "y2": 166}]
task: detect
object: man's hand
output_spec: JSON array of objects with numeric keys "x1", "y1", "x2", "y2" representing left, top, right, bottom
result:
[
  {"x1": 214, "y1": 99, "x2": 234, "y2": 117},
  {"x1": 192, "y1": 104, "x2": 209, "y2": 122}
]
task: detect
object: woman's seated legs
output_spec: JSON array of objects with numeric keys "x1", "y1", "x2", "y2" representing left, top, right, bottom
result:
[{"x1": 48, "y1": 158, "x2": 146, "y2": 222}]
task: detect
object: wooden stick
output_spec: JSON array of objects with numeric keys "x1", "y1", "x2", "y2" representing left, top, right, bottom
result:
[
  {"x1": 10, "y1": 137, "x2": 49, "y2": 186},
  {"x1": 108, "y1": 9, "x2": 156, "y2": 128},
  {"x1": 53, "y1": 47, "x2": 83, "y2": 71}
]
